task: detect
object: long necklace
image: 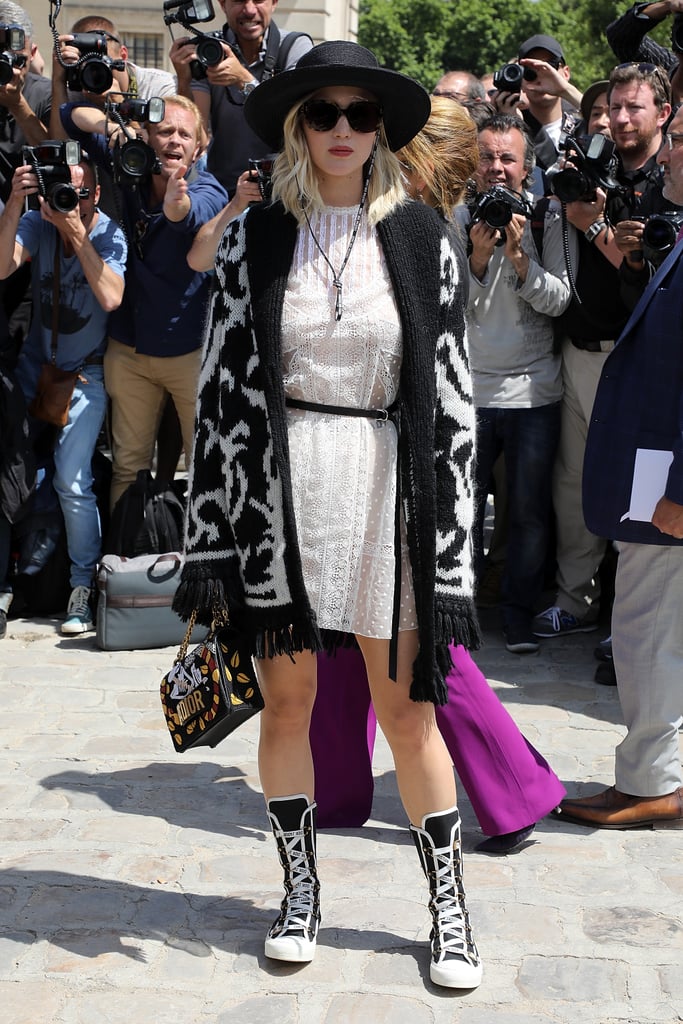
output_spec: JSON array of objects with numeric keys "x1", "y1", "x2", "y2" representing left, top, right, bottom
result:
[{"x1": 300, "y1": 138, "x2": 378, "y2": 322}]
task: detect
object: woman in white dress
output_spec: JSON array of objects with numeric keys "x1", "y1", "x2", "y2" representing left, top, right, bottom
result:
[{"x1": 176, "y1": 41, "x2": 482, "y2": 989}]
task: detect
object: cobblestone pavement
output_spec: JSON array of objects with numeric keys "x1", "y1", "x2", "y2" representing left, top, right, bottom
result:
[{"x1": 1, "y1": 613, "x2": 681, "y2": 1024}]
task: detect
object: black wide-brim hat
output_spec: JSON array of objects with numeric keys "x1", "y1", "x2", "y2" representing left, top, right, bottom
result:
[{"x1": 244, "y1": 40, "x2": 431, "y2": 152}]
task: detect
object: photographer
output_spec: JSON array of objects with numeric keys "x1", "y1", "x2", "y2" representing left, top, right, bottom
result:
[
  {"x1": 490, "y1": 34, "x2": 582, "y2": 195},
  {"x1": 456, "y1": 113, "x2": 577, "y2": 654},
  {"x1": 0, "y1": 153, "x2": 127, "y2": 635},
  {"x1": 0, "y1": 3, "x2": 52, "y2": 354},
  {"x1": 49, "y1": 15, "x2": 176, "y2": 139},
  {"x1": 607, "y1": 2, "x2": 683, "y2": 104},
  {"x1": 533, "y1": 61, "x2": 675, "y2": 644},
  {"x1": 61, "y1": 94, "x2": 228, "y2": 507},
  {"x1": 171, "y1": 0, "x2": 312, "y2": 194},
  {"x1": 0, "y1": 3, "x2": 50, "y2": 188}
]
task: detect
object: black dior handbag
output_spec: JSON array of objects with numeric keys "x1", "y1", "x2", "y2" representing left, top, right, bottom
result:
[{"x1": 160, "y1": 609, "x2": 264, "y2": 752}]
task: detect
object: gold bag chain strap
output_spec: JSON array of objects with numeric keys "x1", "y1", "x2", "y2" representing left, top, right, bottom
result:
[{"x1": 175, "y1": 605, "x2": 230, "y2": 663}]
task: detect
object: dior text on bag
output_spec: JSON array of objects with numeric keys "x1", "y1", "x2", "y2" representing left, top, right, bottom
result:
[{"x1": 160, "y1": 609, "x2": 265, "y2": 752}]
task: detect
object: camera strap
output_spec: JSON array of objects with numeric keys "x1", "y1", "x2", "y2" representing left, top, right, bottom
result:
[{"x1": 50, "y1": 236, "x2": 61, "y2": 364}]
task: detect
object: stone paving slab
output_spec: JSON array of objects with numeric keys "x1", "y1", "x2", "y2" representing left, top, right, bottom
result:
[{"x1": 0, "y1": 615, "x2": 682, "y2": 1023}]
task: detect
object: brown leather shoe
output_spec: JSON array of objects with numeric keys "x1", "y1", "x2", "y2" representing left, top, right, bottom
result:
[{"x1": 557, "y1": 786, "x2": 683, "y2": 830}]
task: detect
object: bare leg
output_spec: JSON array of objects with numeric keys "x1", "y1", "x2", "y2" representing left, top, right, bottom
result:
[
  {"x1": 355, "y1": 631, "x2": 456, "y2": 825},
  {"x1": 254, "y1": 649, "x2": 318, "y2": 802}
]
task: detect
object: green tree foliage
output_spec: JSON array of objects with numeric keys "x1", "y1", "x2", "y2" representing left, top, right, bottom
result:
[
  {"x1": 359, "y1": 0, "x2": 677, "y2": 96},
  {"x1": 444, "y1": 0, "x2": 544, "y2": 78},
  {"x1": 357, "y1": 0, "x2": 455, "y2": 87}
]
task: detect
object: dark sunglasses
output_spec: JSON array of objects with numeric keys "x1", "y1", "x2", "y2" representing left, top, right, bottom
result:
[
  {"x1": 300, "y1": 99, "x2": 383, "y2": 134},
  {"x1": 614, "y1": 61, "x2": 670, "y2": 83}
]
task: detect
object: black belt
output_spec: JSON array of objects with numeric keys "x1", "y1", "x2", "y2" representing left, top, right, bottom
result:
[
  {"x1": 285, "y1": 397, "x2": 395, "y2": 421},
  {"x1": 84, "y1": 355, "x2": 105, "y2": 366},
  {"x1": 570, "y1": 338, "x2": 608, "y2": 352}
]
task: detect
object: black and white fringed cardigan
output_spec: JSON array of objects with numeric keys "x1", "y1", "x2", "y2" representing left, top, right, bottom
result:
[{"x1": 174, "y1": 199, "x2": 481, "y2": 704}]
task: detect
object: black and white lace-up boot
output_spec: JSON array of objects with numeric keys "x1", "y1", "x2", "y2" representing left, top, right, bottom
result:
[
  {"x1": 410, "y1": 805, "x2": 483, "y2": 989},
  {"x1": 264, "y1": 795, "x2": 321, "y2": 963}
]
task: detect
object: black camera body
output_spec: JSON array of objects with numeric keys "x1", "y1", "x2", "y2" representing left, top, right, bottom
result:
[
  {"x1": 248, "y1": 157, "x2": 274, "y2": 203},
  {"x1": 492, "y1": 62, "x2": 537, "y2": 94},
  {"x1": 65, "y1": 32, "x2": 125, "y2": 94},
  {"x1": 642, "y1": 211, "x2": 683, "y2": 265},
  {"x1": 22, "y1": 140, "x2": 82, "y2": 213},
  {"x1": 104, "y1": 95, "x2": 164, "y2": 186},
  {"x1": 163, "y1": 0, "x2": 225, "y2": 80},
  {"x1": 469, "y1": 184, "x2": 533, "y2": 229},
  {"x1": 191, "y1": 32, "x2": 225, "y2": 78},
  {"x1": 549, "y1": 133, "x2": 627, "y2": 204},
  {"x1": 0, "y1": 23, "x2": 26, "y2": 86}
]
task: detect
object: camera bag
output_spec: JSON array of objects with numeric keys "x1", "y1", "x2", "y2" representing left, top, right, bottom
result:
[{"x1": 95, "y1": 552, "x2": 203, "y2": 651}]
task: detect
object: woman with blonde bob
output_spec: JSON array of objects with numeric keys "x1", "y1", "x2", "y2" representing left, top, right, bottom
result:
[{"x1": 175, "y1": 41, "x2": 482, "y2": 989}]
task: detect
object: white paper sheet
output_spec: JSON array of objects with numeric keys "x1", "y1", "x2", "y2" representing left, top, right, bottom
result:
[{"x1": 620, "y1": 448, "x2": 674, "y2": 523}]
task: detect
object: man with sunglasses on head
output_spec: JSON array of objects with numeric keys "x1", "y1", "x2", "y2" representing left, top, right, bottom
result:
[
  {"x1": 171, "y1": 0, "x2": 312, "y2": 196},
  {"x1": 0, "y1": 155, "x2": 127, "y2": 635}
]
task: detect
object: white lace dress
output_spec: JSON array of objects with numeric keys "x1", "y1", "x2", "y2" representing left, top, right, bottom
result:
[{"x1": 282, "y1": 207, "x2": 417, "y2": 638}]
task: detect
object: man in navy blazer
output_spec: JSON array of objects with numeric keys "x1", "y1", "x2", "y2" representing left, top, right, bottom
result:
[{"x1": 557, "y1": 104, "x2": 683, "y2": 830}]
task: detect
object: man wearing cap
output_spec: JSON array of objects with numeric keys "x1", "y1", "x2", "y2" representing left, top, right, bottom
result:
[
  {"x1": 607, "y1": 1, "x2": 683, "y2": 105},
  {"x1": 514, "y1": 34, "x2": 582, "y2": 192}
]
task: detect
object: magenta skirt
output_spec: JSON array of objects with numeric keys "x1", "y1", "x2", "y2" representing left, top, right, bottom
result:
[{"x1": 310, "y1": 644, "x2": 566, "y2": 834}]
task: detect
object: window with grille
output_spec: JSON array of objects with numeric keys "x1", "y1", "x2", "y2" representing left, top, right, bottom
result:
[{"x1": 126, "y1": 34, "x2": 164, "y2": 68}]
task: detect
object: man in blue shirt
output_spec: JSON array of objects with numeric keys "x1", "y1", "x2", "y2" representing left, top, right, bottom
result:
[
  {"x1": 62, "y1": 94, "x2": 228, "y2": 507},
  {"x1": 0, "y1": 154, "x2": 127, "y2": 634}
]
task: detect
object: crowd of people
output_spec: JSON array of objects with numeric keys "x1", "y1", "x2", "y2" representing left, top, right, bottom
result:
[{"x1": 0, "y1": 0, "x2": 682, "y2": 993}]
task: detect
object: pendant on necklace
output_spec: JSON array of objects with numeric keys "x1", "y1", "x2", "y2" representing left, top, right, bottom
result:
[{"x1": 333, "y1": 278, "x2": 343, "y2": 321}]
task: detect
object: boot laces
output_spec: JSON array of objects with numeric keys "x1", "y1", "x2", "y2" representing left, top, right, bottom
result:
[
  {"x1": 271, "y1": 830, "x2": 318, "y2": 937},
  {"x1": 430, "y1": 847, "x2": 477, "y2": 965}
]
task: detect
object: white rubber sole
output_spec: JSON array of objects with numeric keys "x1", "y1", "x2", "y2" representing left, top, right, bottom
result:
[
  {"x1": 430, "y1": 958, "x2": 483, "y2": 989},
  {"x1": 264, "y1": 933, "x2": 317, "y2": 963}
]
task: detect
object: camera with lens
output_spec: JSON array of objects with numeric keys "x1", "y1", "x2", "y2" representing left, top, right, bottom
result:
[
  {"x1": 469, "y1": 184, "x2": 533, "y2": 230},
  {"x1": 548, "y1": 132, "x2": 627, "y2": 204},
  {"x1": 22, "y1": 140, "x2": 82, "y2": 213},
  {"x1": 64, "y1": 32, "x2": 125, "y2": 94},
  {"x1": 0, "y1": 23, "x2": 26, "y2": 86},
  {"x1": 248, "y1": 157, "x2": 274, "y2": 203},
  {"x1": 492, "y1": 62, "x2": 537, "y2": 94},
  {"x1": 641, "y1": 211, "x2": 683, "y2": 265},
  {"x1": 163, "y1": 0, "x2": 224, "y2": 79},
  {"x1": 104, "y1": 94, "x2": 164, "y2": 186}
]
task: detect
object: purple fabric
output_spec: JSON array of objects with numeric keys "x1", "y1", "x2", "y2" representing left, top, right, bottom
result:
[
  {"x1": 311, "y1": 647, "x2": 378, "y2": 827},
  {"x1": 312, "y1": 644, "x2": 566, "y2": 834}
]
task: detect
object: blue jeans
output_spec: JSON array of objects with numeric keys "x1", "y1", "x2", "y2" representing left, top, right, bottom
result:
[
  {"x1": 45, "y1": 366, "x2": 107, "y2": 589},
  {"x1": 474, "y1": 403, "x2": 561, "y2": 630}
]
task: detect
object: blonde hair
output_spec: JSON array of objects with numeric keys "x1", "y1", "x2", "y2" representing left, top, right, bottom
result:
[
  {"x1": 398, "y1": 96, "x2": 479, "y2": 220},
  {"x1": 156, "y1": 94, "x2": 204, "y2": 147},
  {"x1": 270, "y1": 94, "x2": 406, "y2": 226}
]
